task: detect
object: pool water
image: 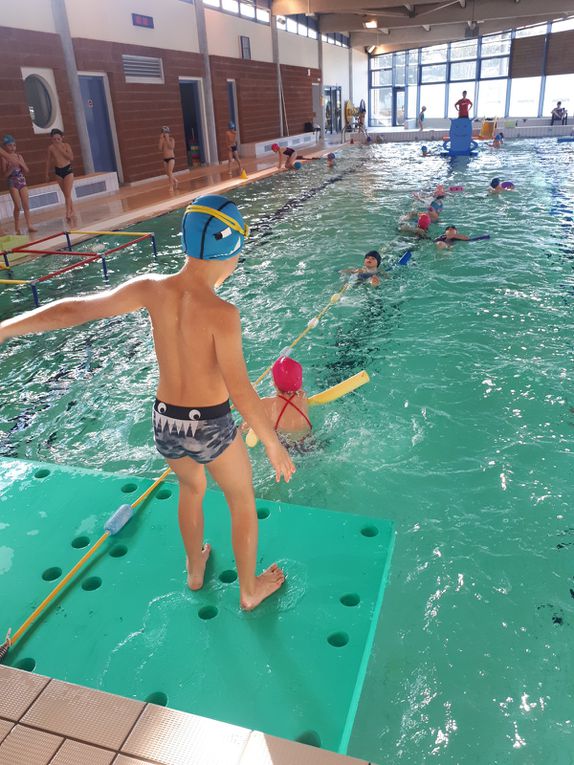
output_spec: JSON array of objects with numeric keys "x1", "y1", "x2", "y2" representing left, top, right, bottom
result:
[{"x1": 1, "y1": 138, "x2": 573, "y2": 764}]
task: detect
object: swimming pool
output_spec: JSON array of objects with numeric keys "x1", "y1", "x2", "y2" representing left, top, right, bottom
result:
[{"x1": 1, "y1": 138, "x2": 573, "y2": 763}]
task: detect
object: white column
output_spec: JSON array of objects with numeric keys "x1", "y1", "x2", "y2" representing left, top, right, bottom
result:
[{"x1": 195, "y1": 0, "x2": 219, "y2": 164}]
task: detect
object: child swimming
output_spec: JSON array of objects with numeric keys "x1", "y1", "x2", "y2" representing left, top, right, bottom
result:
[
  {"x1": 489, "y1": 178, "x2": 515, "y2": 193},
  {"x1": 258, "y1": 356, "x2": 312, "y2": 446},
  {"x1": 399, "y1": 212, "x2": 431, "y2": 238},
  {"x1": 434, "y1": 224, "x2": 470, "y2": 249},
  {"x1": 341, "y1": 250, "x2": 385, "y2": 286}
]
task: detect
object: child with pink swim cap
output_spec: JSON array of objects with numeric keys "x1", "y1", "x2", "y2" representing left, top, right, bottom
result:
[
  {"x1": 257, "y1": 356, "x2": 312, "y2": 443},
  {"x1": 271, "y1": 143, "x2": 296, "y2": 170}
]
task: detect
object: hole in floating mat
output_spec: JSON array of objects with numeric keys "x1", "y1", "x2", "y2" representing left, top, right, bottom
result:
[
  {"x1": 156, "y1": 488, "x2": 172, "y2": 500},
  {"x1": 34, "y1": 468, "x2": 50, "y2": 479},
  {"x1": 360, "y1": 525, "x2": 379, "y2": 538},
  {"x1": 340, "y1": 593, "x2": 360, "y2": 607},
  {"x1": 219, "y1": 569, "x2": 238, "y2": 583},
  {"x1": 295, "y1": 730, "x2": 321, "y2": 747},
  {"x1": 71, "y1": 536, "x2": 90, "y2": 549},
  {"x1": 145, "y1": 691, "x2": 168, "y2": 706},
  {"x1": 42, "y1": 567, "x2": 62, "y2": 582},
  {"x1": 257, "y1": 507, "x2": 270, "y2": 520},
  {"x1": 82, "y1": 576, "x2": 102, "y2": 591},
  {"x1": 15, "y1": 658, "x2": 36, "y2": 672},
  {"x1": 109, "y1": 544, "x2": 128, "y2": 558},
  {"x1": 198, "y1": 606, "x2": 218, "y2": 620},
  {"x1": 327, "y1": 631, "x2": 349, "y2": 648},
  {"x1": 121, "y1": 482, "x2": 138, "y2": 494}
]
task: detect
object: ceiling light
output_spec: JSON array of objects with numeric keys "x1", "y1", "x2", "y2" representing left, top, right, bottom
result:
[
  {"x1": 364, "y1": 19, "x2": 377, "y2": 29},
  {"x1": 367, "y1": 44, "x2": 376, "y2": 53}
]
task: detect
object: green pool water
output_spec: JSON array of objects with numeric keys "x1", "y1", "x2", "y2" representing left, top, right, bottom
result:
[{"x1": 1, "y1": 138, "x2": 573, "y2": 764}]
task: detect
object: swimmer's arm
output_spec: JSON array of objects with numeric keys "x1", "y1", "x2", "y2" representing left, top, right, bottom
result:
[
  {"x1": 453, "y1": 233, "x2": 470, "y2": 241},
  {"x1": 18, "y1": 154, "x2": 29, "y2": 174},
  {"x1": 0, "y1": 278, "x2": 151, "y2": 342},
  {"x1": 63, "y1": 142, "x2": 74, "y2": 161},
  {"x1": 214, "y1": 306, "x2": 295, "y2": 482}
]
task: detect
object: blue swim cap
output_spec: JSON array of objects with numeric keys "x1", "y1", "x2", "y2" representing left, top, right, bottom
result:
[
  {"x1": 182, "y1": 194, "x2": 248, "y2": 260},
  {"x1": 327, "y1": 152, "x2": 336, "y2": 160},
  {"x1": 293, "y1": 161, "x2": 302, "y2": 170},
  {"x1": 422, "y1": 145, "x2": 428, "y2": 152},
  {"x1": 2, "y1": 135, "x2": 15, "y2": 145},
  {"x1": 495, "y1": 133, "x2": 502, "y2": 140}
]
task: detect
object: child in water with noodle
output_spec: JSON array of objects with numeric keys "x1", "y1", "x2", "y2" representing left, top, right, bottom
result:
[
  {"x1": 260, "y1": 357, "x2": 312, "y2": 446},
  {"x1": 0, "y1": 194, "x2": 295, "y2": 611}
]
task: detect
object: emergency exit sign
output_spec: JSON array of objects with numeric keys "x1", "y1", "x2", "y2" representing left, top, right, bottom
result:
[{"x1": 132, "y1": 13, "x2": 154, "y2": 28}]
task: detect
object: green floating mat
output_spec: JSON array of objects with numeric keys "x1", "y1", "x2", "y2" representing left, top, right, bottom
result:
[{"x1": 0, "y1": 458, "x2": 394, "y2": 754}]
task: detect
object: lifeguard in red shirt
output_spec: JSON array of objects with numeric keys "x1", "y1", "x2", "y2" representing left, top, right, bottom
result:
[{"x1": 455, "y1": 90, "x2": 473, "y2": 119}]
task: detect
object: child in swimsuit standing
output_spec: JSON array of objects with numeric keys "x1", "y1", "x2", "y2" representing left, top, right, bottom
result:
[
  {"x1": 159, "y1": 126, "x2": 178, "y2": 190},
  {"x1": 0, "y1": 194, "x2": 295, "y2": 611},
  {"x1": 1, "y1": 135, "x2": 37, "y2": 235},
  {"x1": 45, "y1": 129, "x2": 75, "y2": 221},
  {"x1": 226, "y1": 122, "x2": 242, "y2": 176}
]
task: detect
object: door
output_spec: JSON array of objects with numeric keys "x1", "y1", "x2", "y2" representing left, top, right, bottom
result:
[
  {"x1": 179, "y1": 81, "x2": 207, "y2": 167},
  {"x1": 312, "y1": 83, "x2": 321, "y2": 130},
  {"x1": 227, "y1": 80, "x2": 239, "y2": 139},
  {"x1": 324, "y1": 86, "x2": 342, "y2": 133},
  {"x1": 79, "y1": 75, "x2": 117, "y2": 172},
  {"x1": 393, "y1": 88, "x2": 405, "y2": 126}
]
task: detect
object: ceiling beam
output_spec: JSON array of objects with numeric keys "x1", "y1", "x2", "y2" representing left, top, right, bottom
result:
[
  {"x1": 350, "y1": 14, "x2": 557, "y2": 49},
  {"x1": 318, "y1": 0, "x2": 570, "y2": 33},
  {"x1": 273, "y1": 0, "x2": 446, "y2": 14}
]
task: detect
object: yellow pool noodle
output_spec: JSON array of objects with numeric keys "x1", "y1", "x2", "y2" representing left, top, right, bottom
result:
[{"x1": 246, "y1": 370, "x2": 370, "y2": 447}]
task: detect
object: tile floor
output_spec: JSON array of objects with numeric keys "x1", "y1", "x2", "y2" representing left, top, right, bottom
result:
[{"x1": 0, "y1": 665, "x2": 375, "y2": 765}]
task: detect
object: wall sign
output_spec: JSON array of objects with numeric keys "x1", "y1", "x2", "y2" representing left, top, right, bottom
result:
[{"x1": 132, "y1": 13, "x2": 154, "y2": 28}]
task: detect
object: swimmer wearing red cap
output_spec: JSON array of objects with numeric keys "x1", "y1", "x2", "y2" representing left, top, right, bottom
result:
[
  {"x1": 271, "y1": 143, "x2": 296, "y2": 170},
  {"x1": 250, "y1": 357, "x2": 312, "y2": 445},
  {"x1": 399, "y1": 212, "x2": 431, "y2": 238}
]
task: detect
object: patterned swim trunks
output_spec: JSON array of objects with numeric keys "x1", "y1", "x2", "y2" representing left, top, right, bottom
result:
[{"x1": 152, "y1": 399, "x2": 237, "y2": 464}]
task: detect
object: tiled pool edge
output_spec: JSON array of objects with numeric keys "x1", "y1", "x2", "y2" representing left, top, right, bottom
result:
[{"x1": 0, "y1": 665, "x2": 376, "y2": 765}]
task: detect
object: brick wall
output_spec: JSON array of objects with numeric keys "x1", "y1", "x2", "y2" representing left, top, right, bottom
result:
[
  {"x1": 73, "y1": 39, "x2": 204, "y2": 183},
  {"x1": 0, "y1": 26, "x2": 84, "y2": 186},
  {"x1": 210, "y1": 56, "x2": 280, "y2": 162},
  {"x1": 281, "y1": 64, "x2": 320, "y2": 138}
]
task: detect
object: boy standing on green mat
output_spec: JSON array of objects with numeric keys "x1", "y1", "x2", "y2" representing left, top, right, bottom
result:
[{"x1": 0, "y1": 194, "x2": 295, "y2": 611}]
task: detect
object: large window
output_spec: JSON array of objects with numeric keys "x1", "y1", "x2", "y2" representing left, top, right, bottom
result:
[
  {"x1": 204, "y1": 0, "x2": 270, "y2": 23},
  {"x1": 543, "y1": 74, "x2": 574, "y2": 116},
  {"x1": 419, "y1": 83, "x2": 446, "y2": 118},
  {"x1": 509, "y1": 77, "x2": 542, "y2": 116},
  {"x1": 476, "y1": 79, "x2": 508, "y2": 117},
  {"x1": 368, "y1": 15, "x2": 574, "y2": 125}
]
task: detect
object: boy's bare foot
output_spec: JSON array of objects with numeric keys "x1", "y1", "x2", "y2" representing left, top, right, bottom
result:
[
  {"x1": 240, "y1": 563, "x2": 285, "y2": 611},
  {"x1": 186, "y1": 543, "x2": 211, "y2": 590},
  {"x1": 15, "y1": 228, "x2": 21, "y2": 235},
  {"x1": 28, "y1": 226, "x2": 38, "y2": 233}
]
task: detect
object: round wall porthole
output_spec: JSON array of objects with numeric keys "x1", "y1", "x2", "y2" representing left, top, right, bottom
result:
[{"x1": 24, "y1": 75, "x2": 54, "y2": 129}]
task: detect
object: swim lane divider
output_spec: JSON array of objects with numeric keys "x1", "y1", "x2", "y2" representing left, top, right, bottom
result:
[{"x1": 0, "y1": 466, "x2": 171, "y2": 662}]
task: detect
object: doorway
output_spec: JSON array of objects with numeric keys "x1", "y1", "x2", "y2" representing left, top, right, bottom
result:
[
  {"x1": 227, "y1": 79, "x2": 239, "y2": 140},
  {"x1": 393, "y1": 88, "x2": 405, "y2": 126},
  {"x1": 78, "y1": 75, "x2": 117, "y2": 173},
  {"x1": 312, "y1": 83, "x2": 321, "y2": 131},
  {"x1": 324, "y1": 86, "x2": 342, "y2": 134},
  {"x1": 179, "y1": 80, "x2": 207, "y2": 167}
]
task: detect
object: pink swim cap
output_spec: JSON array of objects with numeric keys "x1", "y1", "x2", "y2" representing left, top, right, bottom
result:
[
  {"x1": 271, "y1": 143, "x2": 280, "y2": 152},
  {"x1": 418, "y1": 213, "x2": 431, "y2": 230},
  {"x1": 272, "y1": 356, "x2": 303, "y2": 393}
]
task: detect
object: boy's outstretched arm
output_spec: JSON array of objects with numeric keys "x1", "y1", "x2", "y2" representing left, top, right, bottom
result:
[
  {"x1": 0, "y1": 277, "x2": 151, "y2": 344},
  {"x1": 214, "y1": 305, "x2": 295, "y2": 483}
]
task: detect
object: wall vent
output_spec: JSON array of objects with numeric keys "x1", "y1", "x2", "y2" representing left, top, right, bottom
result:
[
  {"x1": 122, "y1": 54, "x2": 164, "y2": 84},
  {"x1": 29, "y1": 191, "x2": 60, "y2": 210},
  {"x1": 75, "y1": 181, "x2": 107, "y2": 198}
]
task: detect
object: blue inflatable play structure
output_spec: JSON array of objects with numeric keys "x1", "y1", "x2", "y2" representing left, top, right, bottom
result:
[{"x1": 442, "y1": 118, "x2": 478, "y2": 156}]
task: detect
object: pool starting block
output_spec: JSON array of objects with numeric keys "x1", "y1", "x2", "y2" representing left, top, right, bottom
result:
[{"x1": 0, "y1": 458, "x2": 394, "y2": 754}]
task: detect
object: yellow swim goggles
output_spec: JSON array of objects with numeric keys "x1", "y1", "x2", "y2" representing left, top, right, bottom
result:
[{"x1": 185, "y1": 204, "x2": 250, "y2": 239}]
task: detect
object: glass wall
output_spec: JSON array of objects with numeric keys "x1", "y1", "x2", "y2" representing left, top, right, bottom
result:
[{"x1": 369, "y1": 17, "x2": 573, "y2": 126}]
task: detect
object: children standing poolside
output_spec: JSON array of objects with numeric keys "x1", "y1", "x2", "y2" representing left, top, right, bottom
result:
[
  {"x1": 158, "y1": 126, "x2": 178, "y2": 190},
  {"x1": 45, "y1": 129, "x2": 75, "y2": 221},
  {"x1": 226, "y1": 122, "x2": 242, "y2": 175},
  {"x1": 0, "y1": 194, "x2": 295, "y2": 611},
  {"x1": 1, "y1": 135, "x2": 37, "y2": 235}
]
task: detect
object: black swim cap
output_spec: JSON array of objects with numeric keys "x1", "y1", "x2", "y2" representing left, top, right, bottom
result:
[
  {"x1": 490, "y1": 178, "x2": 500, "y2": 188},
  {"x1": 365, "y1": 250, "x2": 381, "y2": 267}
]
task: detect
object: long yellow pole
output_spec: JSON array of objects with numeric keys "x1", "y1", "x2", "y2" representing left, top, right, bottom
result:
[{"x1": 3, "y1": 467, "x2": 171, "y2": 656}]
